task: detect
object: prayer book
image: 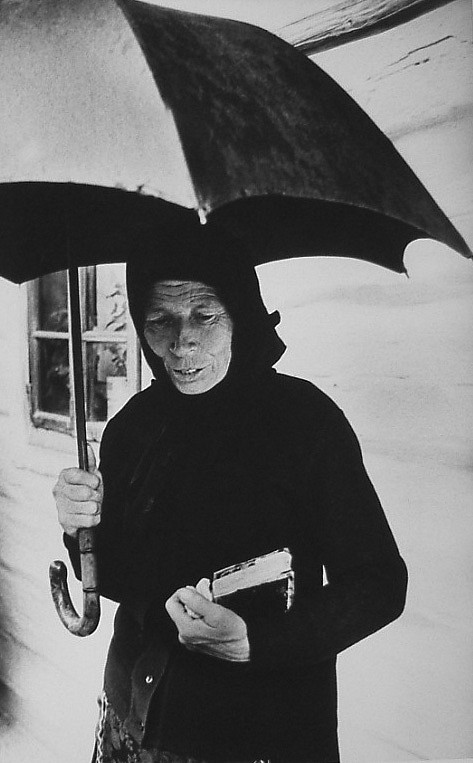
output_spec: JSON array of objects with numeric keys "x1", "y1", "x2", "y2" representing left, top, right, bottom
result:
[{"x1": 211, "y1": 548, "x2": 294, "y2": 620}]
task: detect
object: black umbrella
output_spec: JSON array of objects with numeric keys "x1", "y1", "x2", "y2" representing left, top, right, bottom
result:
[{"x1": 0, "y1": 0, "x2": 470, "y2": 636}]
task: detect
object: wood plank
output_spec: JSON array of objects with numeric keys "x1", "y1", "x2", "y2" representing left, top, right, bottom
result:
[{"x1": 279, "y1": 0, "x2": 458, "y2": 54}]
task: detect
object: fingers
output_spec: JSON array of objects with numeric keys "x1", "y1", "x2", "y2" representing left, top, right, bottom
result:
[
  {"x1": 60, "y1": 502, "x2": 101, "y2": 529},
  {"x1": 58, "y1": 480, "x2": 101, "y2": 503},
  {"x1": 53, "y1": 445, "x2": 103, "y2": 538},
  {"x1": 165, "y1": 587, "x2": 250, "y2": 662},
  {"x1": 179, "y1": 580, "x2": 212, "y2": 618},
  {"x1": 169, "y1": 587, "x2": 221, "y2": 626},
  {"x1": 166, "y1": 587, "x2": 245, "y2": 634},
  {"x1": 56, "y1": 467, "x2": 101, "y2": 490},
  {"x1": 165, "y1": 589, "x2": 200, "y2": 628},
  {"x1": 195, "y1": 577, "x2": 212, "y2": 600},
  {"x1": 60, "y1": 497, "x2": 101, "y2": 518},
  {"x1": 55, "y1": 490, "x2": 101, "y2": 521},
  {"x1": 165, "y1": 590, "x2": 215, "y2": 637}
]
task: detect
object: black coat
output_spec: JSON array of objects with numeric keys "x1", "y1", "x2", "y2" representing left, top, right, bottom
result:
[{"x1": 66, "y1": 369, "x2": 407, "y2": 762}]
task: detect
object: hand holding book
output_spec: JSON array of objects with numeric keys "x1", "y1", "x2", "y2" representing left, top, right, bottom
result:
[
  {"x1": 165, "y1": 583, "x2": 250, "y2": 662},
  {"x1": 166, "y1": 549, "x2": 293, "y2": 662}
]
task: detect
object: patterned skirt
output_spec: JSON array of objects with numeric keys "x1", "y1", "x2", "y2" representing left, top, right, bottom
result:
[{"x1": 92, "y1": 693, "x2": 268, "y2": 763}]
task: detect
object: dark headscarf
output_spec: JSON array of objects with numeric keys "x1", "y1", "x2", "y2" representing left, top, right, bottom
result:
[{"x1": 126, "y1": 221, "x2": 286, "y2": 401}]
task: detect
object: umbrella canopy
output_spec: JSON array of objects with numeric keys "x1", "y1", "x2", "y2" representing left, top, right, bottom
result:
[
  {"x1": 0, "y1": 0, "x2": 470, "y2": 286},
  {"x1": 0, "y1": 0, "x2": 470, "y2": 637}
]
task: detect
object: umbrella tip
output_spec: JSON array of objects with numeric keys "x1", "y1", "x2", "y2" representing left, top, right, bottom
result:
[
  {"x1": 198, "y1": 208, "x2": 208, "y2": 226},
  {"x1": 400, "y1": 261, "x2": 409, "y2": 279}
]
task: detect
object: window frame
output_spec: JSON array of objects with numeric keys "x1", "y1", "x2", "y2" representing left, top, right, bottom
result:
[{"x1": 27, "y1": 266, "x2": 141, "y2": 441}]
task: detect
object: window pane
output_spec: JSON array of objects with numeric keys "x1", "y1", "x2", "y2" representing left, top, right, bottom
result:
[
  {"x1": 29, "y1": 265, "x2": 135, "y2": 433},
  {"x1": 86, "y1": 341, "x2": 128, "y2": 422},
  {"x1": 87, "y1": 264, "x2": 127, "y2": 333},
  {"x1": 38, "y1": 271, "x2": 68, "y2": 331},
  {"x1": 38, "y1": 338, "x2": 70, "y2": 415}
]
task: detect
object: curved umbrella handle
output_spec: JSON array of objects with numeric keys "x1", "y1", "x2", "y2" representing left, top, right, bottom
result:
[{"x1": 49, "y1": 527, "x2": 100, "y2": 636}]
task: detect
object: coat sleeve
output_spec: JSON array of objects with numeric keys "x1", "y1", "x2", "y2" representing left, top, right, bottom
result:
[{"x1": 245, "y1": 407, "x2": 408, "y2": 669}]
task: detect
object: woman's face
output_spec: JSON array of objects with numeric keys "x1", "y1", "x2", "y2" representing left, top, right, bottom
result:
[{"x1": 143, "y1": 280, "x2": 234, "y2": 395}]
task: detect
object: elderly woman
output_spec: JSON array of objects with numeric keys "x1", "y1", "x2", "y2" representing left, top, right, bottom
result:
[{"x1": 54, "y1": 224, "x2": 407, "y2": 763}]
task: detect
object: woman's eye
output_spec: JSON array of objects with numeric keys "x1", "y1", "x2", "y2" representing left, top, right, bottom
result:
[
  {"x1": 195, "y1": 313, "x2": 216, "y2": 324},
  {"x1": 145, "y1": 316, "x2": 170, "y2": 329}
]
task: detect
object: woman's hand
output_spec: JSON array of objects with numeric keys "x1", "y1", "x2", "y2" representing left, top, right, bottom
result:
[
  {"x1": 53, "y1": 445, "x2": 103, "y2": 539},
  {"x1": 165, "y1": 579, "x2": 250, "y2": 663}
]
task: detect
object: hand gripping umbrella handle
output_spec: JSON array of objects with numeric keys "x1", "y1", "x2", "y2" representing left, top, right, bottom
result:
[{"x1": 49, "y1": 267, "x2": 101, "y2": 636}]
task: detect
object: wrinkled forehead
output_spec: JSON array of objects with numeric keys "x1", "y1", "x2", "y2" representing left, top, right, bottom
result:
[{"x1": 145, "y1": 279, "x2": 227, "y2": 312}]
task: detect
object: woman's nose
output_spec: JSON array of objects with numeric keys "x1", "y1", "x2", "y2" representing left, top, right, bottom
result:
[{"x1": 169, "y1": 321, "x2": 198, "y2": 355}]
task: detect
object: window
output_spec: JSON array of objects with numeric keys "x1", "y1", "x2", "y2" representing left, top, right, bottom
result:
[{"x1": 27, "y1": 264, "x2": 140, "y2": 439}]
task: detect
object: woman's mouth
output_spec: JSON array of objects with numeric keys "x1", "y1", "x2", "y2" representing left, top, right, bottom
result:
[{"x1": 172, "y1": 367, "x2": 205, "y2": 380}]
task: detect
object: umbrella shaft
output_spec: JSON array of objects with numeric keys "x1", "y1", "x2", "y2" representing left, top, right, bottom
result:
[{"x1": 68, "y1": 267, "x2": 89, "y2": 472}]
